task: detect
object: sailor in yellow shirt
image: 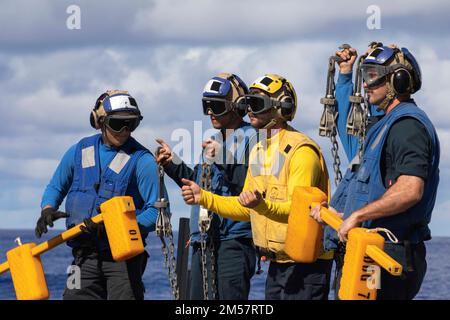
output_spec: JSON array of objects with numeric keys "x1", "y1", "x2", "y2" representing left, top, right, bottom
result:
[{"x1": 182, "y1": 74, "x2": 333, "y2": 300}]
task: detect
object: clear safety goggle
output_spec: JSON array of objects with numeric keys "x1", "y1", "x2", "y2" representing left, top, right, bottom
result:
[{"x1": 361, "y1": 63, "x2": 403, "y2": 88}]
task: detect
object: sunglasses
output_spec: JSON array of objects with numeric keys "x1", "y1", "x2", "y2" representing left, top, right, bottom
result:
[
  {"x1": 104, "y1": 115, "x2": 142, "y2": 133},
  {"x1": 202, "y1": 98, "x2": 234, "y2": 116}
]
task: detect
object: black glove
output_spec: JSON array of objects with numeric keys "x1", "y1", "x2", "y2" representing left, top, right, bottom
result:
[
  {"x1": 35, "y1": 207, "x2": 68, "y2": 238},
  {"x1": 80, "y1": 218, "x2": 106, "y2": 239}
]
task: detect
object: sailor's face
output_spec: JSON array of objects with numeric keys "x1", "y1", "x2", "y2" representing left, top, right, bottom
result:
[
  {"x1": 364, "y1": 80, "x2": 388, "y2": 107},
  {"x1": 103, "y1": 125, "x2": 130, "y2": 147},
  {"x1": 248, "y1": 109, "x2": 274, "y2": 129}
]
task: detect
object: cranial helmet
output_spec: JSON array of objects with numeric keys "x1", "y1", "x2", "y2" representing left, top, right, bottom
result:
[
  {"x1": 247, "y1": 74, "x2": 298, "y2": 121},
  {"x1": 202, "y1": 73, "x2": 249, "y2": 117},
  {"x1": 90, "y1": 90, "x2": 142, "y2": 130}
]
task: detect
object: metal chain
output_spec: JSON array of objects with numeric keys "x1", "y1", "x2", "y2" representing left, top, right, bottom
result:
[
  {"x1": 155, "y1": 165, "x2": 179, "y2": 300},
  {"x1": 198, "y1": 162, "x2": 217, "y2": 300},
  {"x1": 208, "y1": 226, "x2": 217, "y2": 300},
  {"x1": 330, "y1": 125, "x2": 343, "y2": 185},
  {"x1": 320, "y1": 50, "x2": 346, "y2": 186},
  {"x1": 357, "y1": 94, "x2": 369, "y2": 159},
  {"x1": 199, "y1": 224, "x2": 209, "y2": 300}
]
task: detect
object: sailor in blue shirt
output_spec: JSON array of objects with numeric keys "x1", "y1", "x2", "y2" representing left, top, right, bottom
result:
[{"x1": 36, "y1": 90, "x2": 162, "y2": 300}]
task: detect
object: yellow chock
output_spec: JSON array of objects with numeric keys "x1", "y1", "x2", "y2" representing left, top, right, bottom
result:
[
  {"x1": 286, "y1": 186, "x2": 403, "y2": 300},
  {"x1": 0, "y1": 196, "x2": 144, "y2": 300},
  {"x1": 100, "y1": 196, "x2": 144, "y2": 261},
  {"x1": 285, "y1": 186, "x2": 327, "y2": 262},
  {"x1": 6, "y1": 243, "x2": 49, "y2": 300}
]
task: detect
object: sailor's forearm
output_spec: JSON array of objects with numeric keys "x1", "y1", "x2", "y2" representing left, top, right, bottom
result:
[
  {"x1": 199, "y1": 189, "x2": 251, "y2": 221},
  {"x1": 352, "y1": 175, "x2": 424, "y2": 223},
  {"x1": 253, "y1": 200, "x2": 291, "y2": 223}
]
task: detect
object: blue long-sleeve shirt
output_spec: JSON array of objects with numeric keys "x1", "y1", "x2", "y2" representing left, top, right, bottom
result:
[
  {"x1": 41, "y1": 138, "x2": 161, "y2": 235},
  {"x1": 335, "y1": 72, "x2": 385, "y2": 161}
]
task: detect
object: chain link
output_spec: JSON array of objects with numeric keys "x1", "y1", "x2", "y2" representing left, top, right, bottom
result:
[
  {"x1": 357, "y1": 95, "x2": 369, "y2": 159},
  {"x1": 155, "y1": 165, "x2": 179, "y2": 300},
  {"x1": 320, "y1": 54, "x2": 344, "y2": 186},
  {"x1": 208, "y1": 229, "x2": 217, "y2": 300},
  {"x1": 330, "y1": 125, "x2": 343, "y2": 185},
  {"x1": 198, "y1": 162, "x2": 217, "y2": 300},
  {"x1": 199, "y1": 224, "x2": 209, "y2": 299}
]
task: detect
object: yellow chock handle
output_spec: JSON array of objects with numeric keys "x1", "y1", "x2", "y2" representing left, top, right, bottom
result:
[
  {"x1": 0, "y1": 214, "x2": 104, "y2": 275},
  {"x1": 0, "y1": 261, "x2": 9, "y2": 274},
  {"x1": 365, "y1": 244, "x2": 403, "y2": 276},
  {"x1": 0, "y1": 196, "x2": 142, "y2": 300},
  {"x1": 311, "y1": 202, "x2": 343, "y2": 231},
  {"x1": 311, "y1": 201, "x2": 403, "y2": 277},
  {"x1": 31, "y1": 214, "x2": 104, "y2": 256}
]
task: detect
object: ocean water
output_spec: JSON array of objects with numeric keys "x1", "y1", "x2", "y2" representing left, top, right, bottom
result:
[{"x1": 0, "y1": 229, "x2": 449, "y2": 300}]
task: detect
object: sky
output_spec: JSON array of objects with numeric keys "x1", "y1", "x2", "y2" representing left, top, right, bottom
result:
[{"x1": 0, "y1": 0, "x2": 449, "y2": 237}]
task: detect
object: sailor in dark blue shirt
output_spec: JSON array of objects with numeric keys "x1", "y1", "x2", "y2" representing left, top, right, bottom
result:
[
  {"x1": 312, "y1": 44, "x2": 440, "y2": 300},
  {"x1": 156, "y1": 73, "x2": 257, "y2": 300}
]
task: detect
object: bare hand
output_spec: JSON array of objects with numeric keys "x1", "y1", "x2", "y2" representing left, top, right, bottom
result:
[
  {"x1": 309, "y1": 201, "x2": 329, "y2": 225},
  {"x1": 335, "y1": 46, "x2": 358, "y2": 74},
  {"x1": 337, "y1": 214, "x2": 361, "y2": 242},
  {"x1": 181, "y1": 178, "x2": 201, "y2": 205},
  {"x1": 202, "y1": 138, "x2": 220, "y2": 162},
  {"x1": 310, "y1": 203, "x2": 343, "y2": 225},
  {"x1": 155, "y1": 138, "x2": 173, "y2": 166},
  {"x1": 238, "y1": 190, "x2": 263, "y2": 208}
]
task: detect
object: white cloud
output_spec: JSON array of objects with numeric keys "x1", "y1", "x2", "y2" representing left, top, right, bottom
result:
[
  {"x1": 1, "y1": 0, "x2": 450, "y2": 49},
  {"x1": 0, "y1": 157, "x2": 59, "y2": 181},
  {"x1": 0, "y1": 1, "x2": 449, "y2": 235}
]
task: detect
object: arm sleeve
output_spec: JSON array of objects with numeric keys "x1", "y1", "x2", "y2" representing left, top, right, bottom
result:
[
  {"x1": 252, "y1": 145, "x2": 324, "y2": 222},
  {"x1": 163, "y1": 153, "x2": 195, "y2": 188},
  {"x1": 40, "y1": 144, "x2": 77, "y2": 209},
  {"x1": 198, "y1": 167, "x2": 253, "y2": 221},
  {"x1": 385, "y1": 118, "x2": 431, "y2": 181},
  {"x1": 335, "y1": 72, "x2": 359, "y2": 161},
  {"x1": 135, "y1": 153, "x2": 162, "y2": 233}
]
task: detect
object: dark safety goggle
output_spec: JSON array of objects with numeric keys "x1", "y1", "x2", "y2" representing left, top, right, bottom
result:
[
  {"x1": 104, "y1": 114, "x2": 142, "y2": 133},
  {"x1": 361, "y1": 63, "x2": 403, "y2": 89},
  {"x1": 242, "y1": 94, "x2": 285, "y2": 114},
  {"x1": 202, "y1": 98, "x2": 235, "y2": 116}
]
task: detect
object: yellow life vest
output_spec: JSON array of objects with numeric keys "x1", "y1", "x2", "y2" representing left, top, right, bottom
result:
[{"x1": 246, "y1": 126, "x2": 330, "y2": 263}]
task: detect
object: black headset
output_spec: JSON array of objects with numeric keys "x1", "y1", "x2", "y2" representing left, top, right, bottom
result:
[
  {"x1": 387, "y1": 47, "x2": 415, "y2": 95},
  {"x1": 279, "y1": 96, "x2": 295, "y2": 119},
  {"x1": 89, "y1": 92, "x2": 109, "y2": 129},
  {"x1": 228, "y1": 74, "x2": 249, "y2": 118},
  {"x1": 390, "y1": 51, "x2": 414, "y2": 96},
  {"x1": 391, "y1": 68, "x2": 413, "y2": 95}
]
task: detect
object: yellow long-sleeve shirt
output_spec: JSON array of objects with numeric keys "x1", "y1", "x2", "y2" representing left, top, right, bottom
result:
[{"x1": 199, "y1": 145, "x2": 323, "y2": 222}]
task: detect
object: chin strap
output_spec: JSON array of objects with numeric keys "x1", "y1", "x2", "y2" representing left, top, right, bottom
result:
[
  {"x1": 262, "y1": 118, "x2": 278, "y2": 130},
  {"x1": 377, "y1": 82, "x2": 396, "y2": 112}
]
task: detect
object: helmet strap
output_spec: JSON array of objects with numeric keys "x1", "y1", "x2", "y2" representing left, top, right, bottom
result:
[
  {"x1": 262, "y1": 118, "x2": 278, "y2": 130},
  {"x1": 377, "y1": 82, "x2": 396, "y2": 112}
]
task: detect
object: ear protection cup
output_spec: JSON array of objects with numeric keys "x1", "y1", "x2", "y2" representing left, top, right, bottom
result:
[
  {"x1": 90, "y1": 92, "x2": 109, "y2": 129},
  {"x1": 391, "y1": 68, "x2": 413, "y2": 95},
  {"x1": 234, "y1": 96, "x2": 248, "y2": 117},
  {"x1": 89, "y1": 110, "x2": 98, "y2": 129},
  {"x1": 279, "y1": 96, "x2": 295, "y2": 119}
]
